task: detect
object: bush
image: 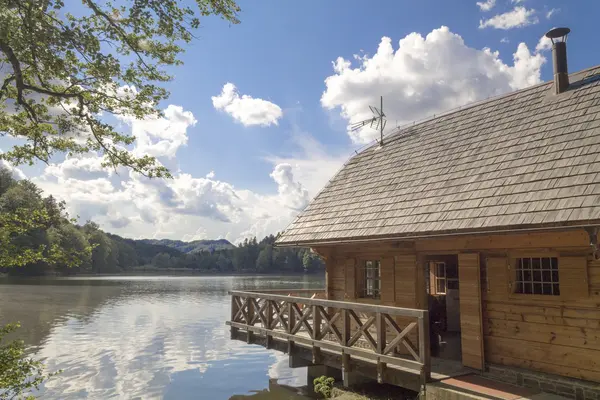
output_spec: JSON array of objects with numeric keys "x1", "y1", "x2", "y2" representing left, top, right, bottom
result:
[{"x1": 313, "y1": 375, "x2": 335, "y2": 398}]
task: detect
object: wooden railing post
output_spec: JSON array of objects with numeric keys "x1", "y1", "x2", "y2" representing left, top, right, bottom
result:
[
  {"x1": 341, "y1": 308, "x2": 351, "y2": 386},
  {"x1": 227, "y1": 290, "x2": 431, "y2": 385},
  {"x1": 265, "y1": 300, "x2": 273, "y2": 349},
  {"x1": 418, "y1": 311, "x2": 431, "y2": 386},
  {"x1": 247, "y1": 296, "x2": 255, "y2": 344},
  {"x1": 287, "y1": 301, "x2": 295, "y2": 354},
  {"x1": 312, "y1": 304, "x2": 322, "y2": 364},
  {"x1": 376, "y1": 312, "x2": 387, "y2": 383},
  {"x1": 230, "y1": 295, "x2": 239, "y2": 339}
]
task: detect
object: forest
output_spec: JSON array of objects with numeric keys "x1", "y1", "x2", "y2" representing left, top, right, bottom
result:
[{"x1": 0, "y1": 167, "x2": 323, "y2": 276}]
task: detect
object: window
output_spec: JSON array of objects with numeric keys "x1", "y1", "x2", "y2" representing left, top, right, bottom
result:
[
  {"x1": 429, "y1": 261, "x2": 459, "y2": 295},
  {"x1": 514, "y1": 257, "x2": 559, "y2": 296},
  {"x1": 435, "y1": 262, "x2": 447, "y2": 294},
  {"x1": 359, "y1": 260, "x2": 381, "y2": 299}
]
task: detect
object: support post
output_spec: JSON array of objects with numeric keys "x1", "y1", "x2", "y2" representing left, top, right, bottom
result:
[
  {"x1": 312, "y1": 304, "x2": 323, "y2": 364},
  {"x1": 341, "y1": 308, "x2": 352, "y2": 386},
  {"x1": 418, "y1": 313, "x2": 431, "y2": 387},
  {"x1": 247, "y1": 297, "x2": 255, "y2": 344},
  {"x1": 230, "y1": 295, "x2": 239, "y2": 339},
  {"x1": 376, "y1": 312, "x2": 387, "y2": 383},
  {"x1": 265, "y1": 300, "x2": 273, "y2": 349},
  {"x1": 287, "y1": 301, "x2": 295, "y2": 355}
]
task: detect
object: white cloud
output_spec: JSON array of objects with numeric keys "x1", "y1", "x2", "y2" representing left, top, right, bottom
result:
[
  {"x1": 479, "y1": 7, "x2": 538, "y2": 30},
  {"x1": 31, "y1": 100, "x2": 347, "y2": 243},
  {"x1": 500, "y1": 37, "x2": 510, "y2": 43},
  {"x1": 0, "y1": 149, "x2": 26, "y2": 180},
  {"x1": 270, "y1": 163, "x2": 309, "y2": 211},
  {"x1": 123, "y1": 104, "x2": 197, "y2": 159},
  {"x1": 536, "y1": 35, "x2": 553, "y2": 53},
  {"x1": 212, "y1": 83, "x2": 283, "y2": 127},
  {"x1": 476, "y1": 0, "x2": 496, "y2": 12},
  {"x1": 546, "y1": 8, "x2": 559, "y2": 19},
  {"x1": 321, "y1": 26, "x2": 547, "y2": 144}
]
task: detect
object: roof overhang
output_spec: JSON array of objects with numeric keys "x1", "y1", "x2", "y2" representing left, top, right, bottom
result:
[{"x1": 274, "y1": 220, "x2": 600, "y2": 248}]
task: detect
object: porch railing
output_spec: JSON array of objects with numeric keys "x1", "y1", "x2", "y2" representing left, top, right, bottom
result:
[{"x1": 227, "y1": 290, "x2": 430, "y2": 383}]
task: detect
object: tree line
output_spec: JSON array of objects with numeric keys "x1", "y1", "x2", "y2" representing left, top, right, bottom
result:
[{"x1": 0, "y1": 167, "x2": 323, "y2": 276}]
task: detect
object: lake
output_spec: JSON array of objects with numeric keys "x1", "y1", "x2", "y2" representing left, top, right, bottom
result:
[{"x1": 0, "y1": 275, "x2": 325, "y2": 399}]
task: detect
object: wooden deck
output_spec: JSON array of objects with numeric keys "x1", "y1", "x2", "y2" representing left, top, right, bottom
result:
[{"x1": 226, "y1": 289, "x2": 469, "y2": 392}]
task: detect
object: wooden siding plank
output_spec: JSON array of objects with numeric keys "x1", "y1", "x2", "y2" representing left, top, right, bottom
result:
[
  {"x1": 485, "y1": 319, "x2": 600, "y2": 351},
  {"x1": 485, "y1": 257, "x2": 509, "y2": 301},
  {"x1": 458, "y1": 252, "x2": 485, "y2": 371},
  {"x1": 345, "y1": 257, "x2": 356, "y2": 300},
  {"x1": 560, "y1": 256, "x2": 589, "y2": 299},
  {"x1": 381, "y1": 257, "x2": 395, "y2": 305},
  {"x1": 485, "y1": 336, "x2": 600, "y2": 375},
  {"x1": 394, "y1": 255, "x2": 417, "y2": 309}
]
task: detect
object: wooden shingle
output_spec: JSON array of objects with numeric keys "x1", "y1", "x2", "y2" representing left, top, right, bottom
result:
[{"x1": 277, "y1": 66, "x2": 600, "y2": 245}]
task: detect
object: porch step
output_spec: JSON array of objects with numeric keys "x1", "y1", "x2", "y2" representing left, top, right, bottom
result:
[{"x1": 425, "y1": 375, "x2": 570, "y2": 400}]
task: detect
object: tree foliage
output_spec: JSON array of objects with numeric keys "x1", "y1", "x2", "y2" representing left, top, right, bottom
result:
[
  {"x1": 0, "y1": 323, "x2": 59, "y2": 400},
  {"x1": 0, "y1": 0, "x2": 240, "y2": 177},
  {"x1": 0, "y1": 169, "x2": 93, "y2": 269},
  {"x1": 0, "y1": 167, "x2": 323, "y2": 276}
]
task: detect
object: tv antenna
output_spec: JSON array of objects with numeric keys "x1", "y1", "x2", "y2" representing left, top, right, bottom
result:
[{"x1": 350, "y1": 96, "x2": 387, "y2": 146}]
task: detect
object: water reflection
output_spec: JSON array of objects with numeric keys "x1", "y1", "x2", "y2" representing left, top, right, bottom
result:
[{"x1": 0, "y1": 275, "x2": 323, "y2": 399}]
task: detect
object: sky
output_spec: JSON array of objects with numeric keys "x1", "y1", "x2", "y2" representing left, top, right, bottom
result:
[{"x1": 2, "y1": 0, "x2": 600, "y2": 244}]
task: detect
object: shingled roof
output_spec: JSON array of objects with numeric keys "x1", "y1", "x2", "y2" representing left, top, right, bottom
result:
[{"x1": 277, "y1": 66, "x2": 600, "y2": 246}]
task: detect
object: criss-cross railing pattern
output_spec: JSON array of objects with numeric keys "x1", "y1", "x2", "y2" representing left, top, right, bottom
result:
[{"x1": 228, "y1": 290, "x2": 430, "y2": 383}]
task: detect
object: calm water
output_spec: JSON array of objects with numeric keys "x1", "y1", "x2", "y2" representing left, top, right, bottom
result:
[{"x1": 0, "y1": 275, "x2": 325, "y2": 399}]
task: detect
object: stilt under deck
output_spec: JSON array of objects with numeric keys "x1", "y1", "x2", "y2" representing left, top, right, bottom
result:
[{"x1": 226, "y1": 289, "x2": 471, "y2": 393}]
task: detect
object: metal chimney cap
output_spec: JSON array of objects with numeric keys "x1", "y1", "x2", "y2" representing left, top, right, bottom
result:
[{"x1": 545, "y1": 27, "x2": 571, "y2": 40}]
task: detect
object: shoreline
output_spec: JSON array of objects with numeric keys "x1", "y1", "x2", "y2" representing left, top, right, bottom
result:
[{"x1": 0, "y1": 271, "x2": 325, "y2": 278}]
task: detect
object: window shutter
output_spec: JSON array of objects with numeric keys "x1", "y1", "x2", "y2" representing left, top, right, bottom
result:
[
  {"x1": 560, "y1": 256, "x2": 589, "y2": 300},
  {"x1": 345, "y1": 257, "x2": 356, "y2": 300},
  {"x1": 429, "y1": 261, "x2": 437, "y2": 295}
]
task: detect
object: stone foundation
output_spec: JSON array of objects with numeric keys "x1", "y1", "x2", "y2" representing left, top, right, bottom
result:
[{"x1": 485, "y1": 364, "x2": 600, "y2": 400}]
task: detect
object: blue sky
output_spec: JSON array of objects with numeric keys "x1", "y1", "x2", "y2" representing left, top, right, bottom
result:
[{"x1": 3, "y1": 0, "x2": 600, "y2": 242}]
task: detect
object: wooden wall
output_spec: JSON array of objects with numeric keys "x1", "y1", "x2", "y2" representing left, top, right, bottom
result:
[
  {"x1": 318, "y1": 228, "x2": 600, "y2": 384},
  {"x1": 417, "y1": 229, "x2": 600, "y2": 383},
  {"x1": 483, "y1": 254, "x2": 600, "y2": 383}
]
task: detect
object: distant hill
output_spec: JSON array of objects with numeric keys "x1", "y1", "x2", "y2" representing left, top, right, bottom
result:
[{"x1": 138, "y1": 238, "x2": 235, "y2": 254}]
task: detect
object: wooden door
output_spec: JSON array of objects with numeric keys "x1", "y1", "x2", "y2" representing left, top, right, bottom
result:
[{"x1": 458, "y1": 253, "x2": 485, "y2": 370}]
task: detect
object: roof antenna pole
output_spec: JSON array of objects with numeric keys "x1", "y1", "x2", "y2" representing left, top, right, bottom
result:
[
  {"x1": 380, "y1": 96, "x2": 384, "y2": 146},
  {"x1": 349, "y1": 96, "x2": 387, "y2": 147}
]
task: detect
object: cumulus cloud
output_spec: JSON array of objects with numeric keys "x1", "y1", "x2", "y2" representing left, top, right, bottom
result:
[
  {"x1": 476, "y1": 0, "x2": 496, "y2": 12},
  {"x1": 321, "y1": 26, "x2": 547, "y2": 144},
  {"x1": 107, "y1": 212, "x2": 131, "y2": 229},
  {"x1": 122, "y1": 104, "x2": 197, "y2": 159},
  {"x1": 212, "y1": 83, "x2": 282, "y2": 127},
  {"x1": 270, "y1": 163, "x2": 309, "y2": 211},
  {"x1": 479, "y1": 7, "x2": 538, "y2": 30},
  {"x1": 546, "y1": 8, "x2": 559, "y2": 19},
  {"x1": 536, "y1": 36, "x2": 553, "y2": 53},
  {"x1": 31, "y1": 99, "x2": 347, "y2": 243},
  {"x1": 0, "y1": 150, "x2": 26, "y2": 180}
]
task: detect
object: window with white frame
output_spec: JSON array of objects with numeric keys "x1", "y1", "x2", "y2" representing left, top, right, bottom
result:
[
  {"x1": 514, "y1": 257, "x2": 559, "y2": 296},
  {"x1": 359, "y1": 260, "x2": 381, "y2": 299}
]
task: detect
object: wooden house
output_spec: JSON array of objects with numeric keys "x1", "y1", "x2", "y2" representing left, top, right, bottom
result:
[{"x1": 227, "y1": 28, "x2": 600, "y2": 399}]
